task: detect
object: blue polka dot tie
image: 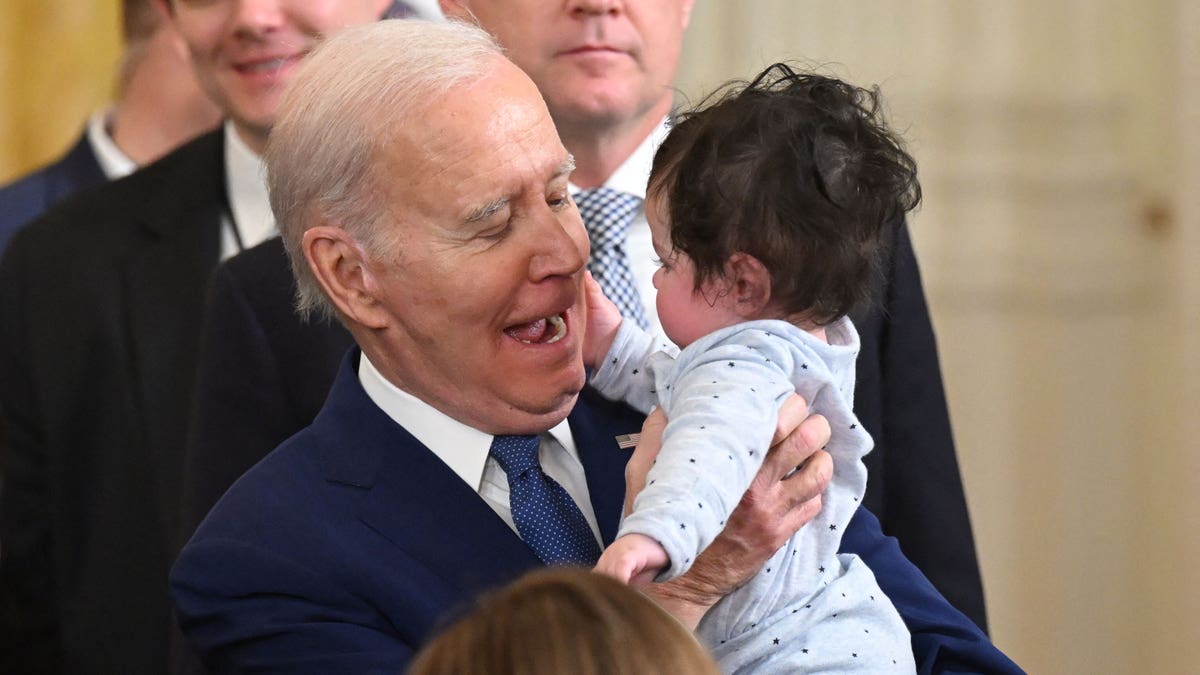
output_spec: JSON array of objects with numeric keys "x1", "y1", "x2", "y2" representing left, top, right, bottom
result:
[
  {"x1": 489, "y1": 434, "x2": 602, "y2": 566},
  {"x1": 574, "y1": 187, "x2": 651, "y2": 330}
]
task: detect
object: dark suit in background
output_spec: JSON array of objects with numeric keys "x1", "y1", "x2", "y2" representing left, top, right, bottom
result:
[
  {"x1": 848, "y1": 220, "x2": 987, "y2": 631},
  {"x1": 0, "y1": 133, "x2": 106, "y2": 255},
  {"x1": 0, "y1": 129, "x2": 226, "y2": 674},
  {"x1": 178, "y1": 217, "x2": 990, "y2": 633},
  {"x1": 172, "y1": 351, "x2": 1019, "y2": 675}
]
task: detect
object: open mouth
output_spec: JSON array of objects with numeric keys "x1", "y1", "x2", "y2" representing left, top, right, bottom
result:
[
  {"x1": 236, "y1": 55, "x2": 300, "y2": 75},
  {"x1": 504, "y1": 313, "x2": 567, "y2": 345}
]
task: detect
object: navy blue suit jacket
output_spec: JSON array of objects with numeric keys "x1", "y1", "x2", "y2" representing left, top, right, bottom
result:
[
  {"x1": 171, "y1": 351, "x2": 1020, "y2": 674},
  {"x1": 0, "y1": 132, "x2": 106, "y2": 255}
]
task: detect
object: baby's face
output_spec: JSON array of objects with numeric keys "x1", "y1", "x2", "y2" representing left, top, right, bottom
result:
[{"x1": 646, "y1": 192, "x2": 743, "y2": 347}]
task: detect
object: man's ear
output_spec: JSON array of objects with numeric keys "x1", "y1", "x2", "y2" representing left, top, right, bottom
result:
[
  {"x1": 153, "y1": 0, "x2": 175, "y2": 19},
  {"x1": 680, "y1": 0, "x2": 696, "y2": 30},
  {"x1": 724, "y1": 252, "x2": 772, "y2": 318},
  {"x1": 303, "y1": 226, "x2": 390, "y2": 330},
  {"x1": 438, "y1": 0, "x2": 471, "y2": 21}
]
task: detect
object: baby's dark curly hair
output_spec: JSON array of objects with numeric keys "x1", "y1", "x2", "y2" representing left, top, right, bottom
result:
[{"x1": 649, "y1": 63, "x2": 921, "y2": 325}]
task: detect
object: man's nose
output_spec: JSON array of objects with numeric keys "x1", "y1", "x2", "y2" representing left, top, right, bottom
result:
[
  {"x1": 233, "y1": 0, "x2": 286, "y2": 36},
  {"x1": 567, "y1": 0, "x2": 623, "y2": 19},
  {"x1": 529, "y1": 210, "x2": 589, "y2": 281}
]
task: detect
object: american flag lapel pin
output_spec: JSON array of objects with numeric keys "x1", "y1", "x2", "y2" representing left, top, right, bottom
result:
[{"x1": 615, "y1": 433, "x2": 641, "y2": 450}]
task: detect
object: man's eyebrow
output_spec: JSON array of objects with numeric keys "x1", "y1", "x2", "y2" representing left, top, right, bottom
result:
[
  {"x1": 465, "y1": 197, "x2": 509, "y2": 224},
  {"x1": 465, "y1": 155, "x2": 576, "y2": 224}
]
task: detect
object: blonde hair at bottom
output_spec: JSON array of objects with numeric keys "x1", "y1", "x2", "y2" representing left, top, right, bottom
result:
[{"x1": 408, "y1": 567, "x2": 721, "y2": 675}]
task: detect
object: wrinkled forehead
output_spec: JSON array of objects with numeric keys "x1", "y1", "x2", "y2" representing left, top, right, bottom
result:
[{"x1": 380, "y1": 59, "x2": 569, "y2": 216}]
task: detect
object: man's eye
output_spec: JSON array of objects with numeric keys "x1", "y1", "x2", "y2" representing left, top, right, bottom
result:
[{"x1": 548, "y1": 195, "x2": 569, "y2": 209}]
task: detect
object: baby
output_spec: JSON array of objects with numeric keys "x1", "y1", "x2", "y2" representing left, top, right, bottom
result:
[{"x1": 586, "y1": 64, "x2": 922, "y2": 673}]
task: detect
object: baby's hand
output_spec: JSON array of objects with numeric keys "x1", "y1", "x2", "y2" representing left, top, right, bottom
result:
[
  {"x1": 583, "y1": 271, "x2": 623, "y2": 368},
  {"x1": 594, "y1": 533, "x2": 669, "y2": 588}
]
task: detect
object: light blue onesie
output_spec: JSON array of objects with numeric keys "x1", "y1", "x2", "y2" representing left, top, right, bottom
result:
[{"x1": 590, "y1": 317, "x2": 915, "y2": 673}]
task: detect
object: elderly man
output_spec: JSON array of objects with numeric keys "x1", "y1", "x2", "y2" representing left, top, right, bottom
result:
[
  {"x1": 0, "y1": 2, "x2": 422, "y2": 673},
  {"x1": 181, "y1": 0, "x2": 988, "y2": 633},
  {"x1": 171, "y1": 20, "x2": 1018, "y2": 674}
]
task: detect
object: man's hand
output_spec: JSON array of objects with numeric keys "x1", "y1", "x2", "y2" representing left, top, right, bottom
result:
[
  {"x1": 632, "y1": 395, "x2": 833, "y2": 629},
  {"x1": 582, "y1": 271, "x2": 623, "y2": 368}
]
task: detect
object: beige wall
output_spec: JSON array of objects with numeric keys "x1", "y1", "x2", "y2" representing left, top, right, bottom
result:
[
  {"x1": 679, "y1": 1, "x2": 1198, "y2": 673},
  {"x1": 0, "y1": 1, "x2": 120, "y2": 184}
]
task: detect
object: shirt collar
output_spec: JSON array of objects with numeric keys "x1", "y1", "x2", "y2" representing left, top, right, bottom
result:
[
  {"x1": 357, "y1": 352, "x2": 575, "y2": 491},
  {"x1": 569, "y1": 116, "x2": 669, "y2": 198},
  {"x1": 223, "y1": 120, "x2": 276, "y2": 246},
  {"x1": 85, "y1": 109, "x2": 136, "y2": 181}
]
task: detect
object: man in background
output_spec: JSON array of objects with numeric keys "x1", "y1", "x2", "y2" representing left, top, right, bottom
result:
[{"x1": 0, "y1": 0, "x2": 221, "y2": 253}]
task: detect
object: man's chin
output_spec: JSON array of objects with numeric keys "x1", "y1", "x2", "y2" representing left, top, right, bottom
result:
[
  {"x1": 545, "y1": 85, "x2": 645, "y2": 131},
  {"x1": 500, "y1": 387, "x2": 583, "y2": 436}
]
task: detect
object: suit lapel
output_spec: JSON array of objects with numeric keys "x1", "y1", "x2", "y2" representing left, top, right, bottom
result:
[
  {"x1": 120, "y1": 130, "x2": 226, "y2": 544},
  {"x1": 313, "y1": 353, "x2": 651, "y2": 596},
  {"x1": 314, "y1": 352, "x2": 541, "y2": 598},
  {"x1": 569, "y1": 388, "x2": 645, "y2": 545}
]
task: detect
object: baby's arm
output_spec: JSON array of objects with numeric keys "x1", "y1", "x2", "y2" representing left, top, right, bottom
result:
[
  {"x1": 594, "y1": 533, "x2": 670, "y2": 587},
  {"x1": 619, "y1": 338, "x2": 798, "y2": 581},
  {"x1": 586, "y1": 275, "x2": 677, "y2": 414}
]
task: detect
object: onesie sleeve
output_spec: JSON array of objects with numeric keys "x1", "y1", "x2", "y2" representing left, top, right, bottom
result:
[
  {"x1": 618, "y1": 335, "x2": 798, "y2": 580},
  {"x1": 589, "y1": 321, "x2": 677, "y2": 414}
]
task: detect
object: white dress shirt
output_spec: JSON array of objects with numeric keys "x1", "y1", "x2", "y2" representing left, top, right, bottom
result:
[
  {"x1": 220, "y1": 121, "x2": 277, "y2": 261},
  {"x1": 85, "y1": 109, "x2": 136, "y2": 181},
  {"x1": 357, "y1": 353, "x2": 604, "y2": 546}
]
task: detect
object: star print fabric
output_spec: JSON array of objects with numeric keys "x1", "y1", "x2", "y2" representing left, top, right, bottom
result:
[
  {"x1": 488, "y1": 434, "x2": 601, "y2": 566},
  {"x1": 590, "y1": 317, "x2": 915, "y2": 673}
]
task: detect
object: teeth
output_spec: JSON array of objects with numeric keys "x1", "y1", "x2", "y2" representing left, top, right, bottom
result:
[
  {"x1": 509, "y1": 313, "x2": 567, "y2": 345},
  {"x1": 244, "y1": 58, "x2": 288, "y2": 73},
  {"x1": 544, "y1": 314, "x2": 566, "y2": 344}
]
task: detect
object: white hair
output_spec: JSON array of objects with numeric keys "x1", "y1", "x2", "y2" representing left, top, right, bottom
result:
[{"x1": 265, "y1": 19, "x2": 503, "y2": 321}]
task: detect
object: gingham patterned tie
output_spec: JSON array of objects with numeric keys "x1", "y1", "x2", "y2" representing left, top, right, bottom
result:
[
  {"x1": 574, "y1": 187, "x2": 650, "y2": 329},
  {"x1": 489, "y1": 434, "x2": 601, "y2": 566}
]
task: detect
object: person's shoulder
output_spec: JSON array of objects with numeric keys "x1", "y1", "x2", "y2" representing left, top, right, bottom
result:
[
  {"x1": 0, "y1": 162, "x2": 55, "y2": 210},
  {"x1": 0, "y1": 138, "x2": 102, "y2": 250},
  {"x1": 0, "y1": 167, "x2": 55, "y2": 250},
  {"x1": 191, "y1": 426, "x2": 330, "y2": 539},
  {"x1": 8, "y1": 130, "x2": 225, "y2": 255},
  {"x1": 78, "y1": 127, "x2": 224, "y2": 218},
  {"x1": 682, "y1": 319, "x2": 807, "y2": 359}
]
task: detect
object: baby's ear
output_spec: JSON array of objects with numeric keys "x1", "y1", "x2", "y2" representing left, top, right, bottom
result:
[{"x1": 725, "y1": 252, "x2": 772, "y2": 318}]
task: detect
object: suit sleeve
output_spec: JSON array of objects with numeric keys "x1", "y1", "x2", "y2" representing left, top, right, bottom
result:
[
  {"x1": 171, "y1": 539, "x2": 414, "y2": 675},
  {"x1": 0, "y1": 230, "x2": 61, "y2": 673},
  {"x1": 872, "y1": 221, "x2": 989, "y2": 631},
  {"x1": 842, "y1": 507, "x2": 1023, "y2": 674},
  {"x1": 176, "y1": 263, "x2": 293, "y2": 551}
]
